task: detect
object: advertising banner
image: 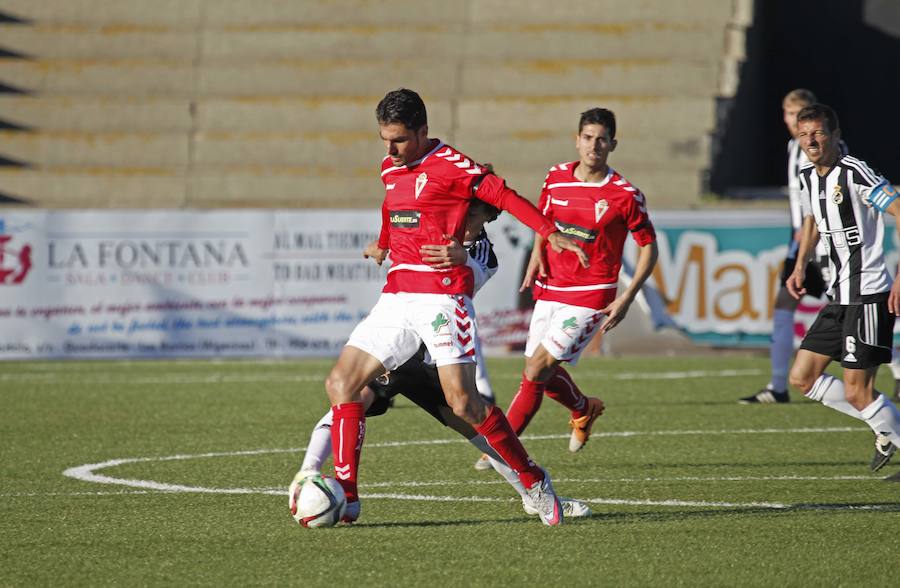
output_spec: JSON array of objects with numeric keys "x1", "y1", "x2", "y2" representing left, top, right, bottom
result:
[{"x1": 0, "y1": 209, "x2": 896, "y2": 359}]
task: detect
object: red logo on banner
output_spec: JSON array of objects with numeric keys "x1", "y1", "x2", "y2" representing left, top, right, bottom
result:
[{"x1": 0, "y1": 234, "x2": 33, "y2": 285}]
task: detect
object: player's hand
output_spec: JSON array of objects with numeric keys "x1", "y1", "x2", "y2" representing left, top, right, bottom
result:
[
  {"x1": 890, "y1": 273, "x2": 900, "y2": 315},
  {"x1": 420, "y1": 234, "x2": 467, "y2": 268},
  {"x1": 519, "y1": 251, "x2": 547, "y2": 292},
  {"x1": 599, "y1": 295, "x2": 632, "y2": 333},
  {"x1": 785, "y1": 269, "x2": 806, "y2": 300},
  {"x1": 546, "y1": 232, "x2": 589, "y2": 268},
  {"x1": 363, "y1": 239, "x2": 388, "y2": 266}
]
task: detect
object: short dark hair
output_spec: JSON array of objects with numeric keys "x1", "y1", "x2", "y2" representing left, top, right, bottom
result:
[
  {"x1": 376, "y1": 88, "x2": 428, "y2": 130},
  {"x1": 797, "y1": 103, "x2": 840, "y2": 134},
  {"x1": 470, "y1": 198, "x2": 501, "y2": 223},
  {"x1": 578, "y1": 108, "x2": 617, "y2": 139}
]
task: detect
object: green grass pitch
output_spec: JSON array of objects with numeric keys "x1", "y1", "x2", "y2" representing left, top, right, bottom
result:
[{"x1": 2, "y1": 355, "x2": 898, "y2": 586}]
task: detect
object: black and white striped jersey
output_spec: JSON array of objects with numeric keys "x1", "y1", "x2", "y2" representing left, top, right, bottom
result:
[
  {"x1": 788, "y1": 139, "x2": 847, "y2": 259},
  {"x1": 464, "y1": 229, "x2": 498, "y2": 294},
  {"x1": 798, "y1": 155, "x2": 894, "y2": 304}
]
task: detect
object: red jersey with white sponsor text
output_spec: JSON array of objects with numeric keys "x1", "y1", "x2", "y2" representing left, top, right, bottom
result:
[
  {"x1": 534, "y1": 161, "x2": 656, "y2": 309},
  {"x1": 379, "y1": 140, "x2": 556, "y2": 297}
]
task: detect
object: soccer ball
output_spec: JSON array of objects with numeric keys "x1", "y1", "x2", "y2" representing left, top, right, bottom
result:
[{"x1": 290, "y1": 474, "x2": 347, "y2": 528}]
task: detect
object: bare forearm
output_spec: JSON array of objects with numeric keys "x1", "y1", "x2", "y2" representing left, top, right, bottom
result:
[{"x1": 621, "y1": 242, "x2": 658, "y2": 301}]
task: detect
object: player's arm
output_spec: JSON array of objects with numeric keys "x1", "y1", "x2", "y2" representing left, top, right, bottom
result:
[
  {"x1": 600, "y1": 240, "x2": 658, "y2": 333},
  {"x1": 519, "y1": 233, "x2": 547, "y2": 292},
  {"x1": 872, "y1": 184, "x2": 900, "y2": 314},
  {"x1": 474, "y1": 174, "x2": 588, "y2": 268},
  {"x1": 786, "y1": 215, "x2": 819, "y2": 299}
]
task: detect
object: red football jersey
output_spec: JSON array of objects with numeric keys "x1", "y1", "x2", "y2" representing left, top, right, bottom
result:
[
  {"x1": 379, "y1": 140, "x2": 555, "y2": 297},
  {"x1": 533, "y1": 161, "x2": 656, "y2": 309}
]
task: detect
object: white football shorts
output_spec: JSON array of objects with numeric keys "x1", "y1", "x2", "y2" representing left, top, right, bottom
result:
[
  {"x1": 346, "y1": 292, "x2": 478, "y2": 370},
  {"x1": 524, "y1": 300, "x2": 605, "y2": 366}
]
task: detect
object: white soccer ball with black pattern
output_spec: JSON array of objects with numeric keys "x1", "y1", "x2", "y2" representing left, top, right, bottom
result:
[{"x1": 290, "y1": 474, "x2": 347, "y2": 528}]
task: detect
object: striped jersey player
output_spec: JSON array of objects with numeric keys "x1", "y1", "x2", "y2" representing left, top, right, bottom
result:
[{"x1": 787, "y1": 102, "x2": 900, "y2": 470}]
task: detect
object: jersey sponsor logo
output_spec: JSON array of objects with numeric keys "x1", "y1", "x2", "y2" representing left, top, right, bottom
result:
[
  {"x1": 415, "y1": 172, "x2": 428, "y2": 199},
  {"x1": 821, "y1": 226, "x2": 861, "y2": 249},
  {"x1": 554, "y1": 220, "x2": 597, "y2": 243},
  {"x1": 595, "y1": 199, "x2": 609, "y2": 223},
  {"x1": 389, "y1": 210, "x2": 421, "y2": 228},
  {"x1": 832, "y1": 184, "x2": 843, "y2": 204},
  {"x1": 386, "y1": 183, "x2": 396, "y2": 190}
]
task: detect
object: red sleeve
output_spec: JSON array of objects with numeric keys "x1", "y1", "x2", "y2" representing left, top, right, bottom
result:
[
  {"x1": 625, "y1": 191, "x2": 656, "y2": 246},
  {"x1": 537, "y1": 174, "x2": 552, "y2": 216},
  {"x1": 377, "y1": 201, "x2": 390, "y2": 249},
  {"x1": 475, "y1": 174, "x2": 556, "y2": 238}
]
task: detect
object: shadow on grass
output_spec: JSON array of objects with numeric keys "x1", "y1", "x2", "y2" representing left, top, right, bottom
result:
[{"x1": 333, "y1": 500, "x2": 900, "y2": 529}]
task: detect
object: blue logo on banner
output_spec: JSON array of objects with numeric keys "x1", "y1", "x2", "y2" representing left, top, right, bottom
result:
[{"x1": 0, "y1": 219, "x2": 5, "y2": 233}]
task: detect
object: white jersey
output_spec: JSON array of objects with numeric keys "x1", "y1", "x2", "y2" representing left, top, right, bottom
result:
[{"x1": 798, "y1": 155, "x2": 894, "y2": 304}]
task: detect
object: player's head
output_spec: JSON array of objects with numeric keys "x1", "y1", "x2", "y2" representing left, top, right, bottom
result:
[
  {"x1": 377, "y1": 89, "x2": 430, "y2": 167},
  {"x1": 782, "y1": 88, "x2": 817, "y2": 138},
  {"x1": 576, "y1": 108, "x2": 617, "y2": 171},
  {"x1": 465, "y1": 198, "x2": 501, "y2": 241},
  {"x1": 796, "y1": 103, "x2": 841, "y2": 167}
]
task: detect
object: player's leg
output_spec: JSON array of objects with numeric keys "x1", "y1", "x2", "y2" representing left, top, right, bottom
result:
[
  {"x1": 741, "y1": 286, "x2": 798, "y2": 404},
  {"x1": 841, "y1": 300, "x2": 900, "y2": 469},
  {"x1": 889, "y1": 348, "x2": 900, "y2": 400},
  {"x1": 547, "y1": 366, "x2": 606, "y2": 452},
  {"x1": 421, "y1": 294, "x2": 562, "y2": 524},
  {"x1": 325, "y1": 293, "x2": 422, "y2": 519},
  {"x1": 433, "y1": 406, "x2": 590, "y2": 517},
  {"x1": 299, "y1": 386, "x2": 377, "y2": 475}
]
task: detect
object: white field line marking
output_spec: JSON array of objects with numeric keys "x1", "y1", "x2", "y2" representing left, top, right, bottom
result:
[
  {"x1": 0, "y1": 368, "x2": 765, "y2": 385},
  {"x1": 57, "y1": 426, "x2": 891, "y2": 512}
]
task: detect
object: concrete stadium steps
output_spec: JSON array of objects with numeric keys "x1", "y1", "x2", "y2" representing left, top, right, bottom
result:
[
  {"x1": 2, "y1": 0, "x2": 734, "y2": 27},
  {"x1": 0, "y1": 96, "x2": 192, "y2": 131},
  {"x1": 0, "y1": 131, "x2": 189, "y2": 167},
  {"x1": 1, "y1": 95, "x2": 712, "y2": 136},
  {"x1": 0, "y1": 168, "x2": 187, "y2": 207},
  {"x1": 0, "y1": 127, "x2": 707, "y2": 172},
  {"x1": 0, "y1": 163, "x2": 698, "y2": 209},
  {"x1": 0, "y1": 24, "x2": 197, "y2": 59},
  {"x1": 0, "y1": 166, "x2": 382, "y2": 208},
  {"x1": 456, "y1": 97, "x2": 715, "y2": 137},
  {"x1": 0, "y1": 58, "x2": 718, "y2": 98},
  {"x1": 0, "y1": 23, "x2": 724, "y2": 61}
]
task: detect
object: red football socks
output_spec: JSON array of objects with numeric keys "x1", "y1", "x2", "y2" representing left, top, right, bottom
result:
[
  {"x1": 505, "y1": 375, "x2": 546, "y2": 435},
  {"x1": 545, "y1": 366, "x2": 588, "y2": 417},
  {"x1": 331, "y1": 402, "x2": 366, "y2": 502},
  {"x1": 475, "y1": 405, "x2": 543, "y2": 488}
]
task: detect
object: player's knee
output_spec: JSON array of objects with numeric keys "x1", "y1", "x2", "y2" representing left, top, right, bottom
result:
[
  {"x1": 325, "y1": 370, "x2": 353, "y2": 404},
  {"x1": 788, "y1": 368, "x2": 814, "y2": 394}
]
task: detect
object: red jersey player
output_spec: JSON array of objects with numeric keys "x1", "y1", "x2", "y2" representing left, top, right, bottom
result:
[
  {"x1": 318, "y1": 88, "x2": 588, "y2": 526},
  {"x1": 504, "y1": 107, "x2": 659, "y2": 453}
]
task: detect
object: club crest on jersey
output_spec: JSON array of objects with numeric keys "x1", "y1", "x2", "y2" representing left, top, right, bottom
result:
[
  {"x1": 595, "y1": 199, "x2": 609, "y2": 223},
  {"x1": 415, "y1": 172, "x2": 428, "y2": 199},
  {"x1": 832, "y1": 184, "x2": 843, "y2": 204}
]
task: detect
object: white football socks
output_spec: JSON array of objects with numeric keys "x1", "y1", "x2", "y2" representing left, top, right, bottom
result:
[
  {"x1": 860, "y1": 394, "x2": 900, "y2": 446},
  {"x1": 468, "y1": 435, "x2": 526, "y2": 497},
  {"x1": 769, "y1": 308, "x2": 794, "y2": 392},
  {"x1": 299, "y1": 410, "x2": 334, "y2": 473},
  {"x1": 804, "y1": 374, "x2": 863, "y2": 419}
]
